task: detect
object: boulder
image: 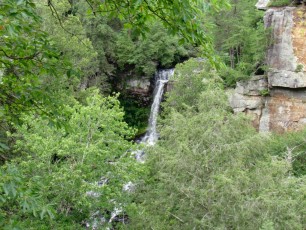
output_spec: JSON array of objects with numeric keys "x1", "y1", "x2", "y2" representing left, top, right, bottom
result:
[
  {"x1": 230, "y1": 75, "x2": 267, "y2": 112},
  {"x1": 235, "y1": 75, "x2": 268, "y2": 96},
  {"x1": 256, "y1": 0, "x2": 270, "y2": 10}
]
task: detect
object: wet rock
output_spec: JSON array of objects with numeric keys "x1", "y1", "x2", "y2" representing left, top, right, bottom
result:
[
  {"x1": 85, "y1": 207, "x2": 128, "y2": 229},
  {"x1": 108, "y1": 207, "x2": 123, "y2": 223},
  {"x1": 85, "y1": 211, "x2": 107, "y2": 230},
  {"x1": 86, "y1": 176, "x2": 109, "y2": 198},
  {"x1": 131, "y1": 150, "x2": 146, "y2": 163},
  {"x1": 166, "y1": 80, "x2": 175, "y2": 92},
  {"x1": 111, "y1": 213, "x2": 129, "y2": 224},
  {"x1": 86, "y1": 191, "x2": 101, "y2": 198},
  {"x1": 97, "y1": 177, "x2": 109, "y2": 186}
]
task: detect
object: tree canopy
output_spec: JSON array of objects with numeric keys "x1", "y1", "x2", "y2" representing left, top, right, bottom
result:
[
  {"x1": 1, "y1": 0, "x2": 306, "y2": 229},
  {"x1": 87, "y1": 0, "x2": 230, "y2": 44}
]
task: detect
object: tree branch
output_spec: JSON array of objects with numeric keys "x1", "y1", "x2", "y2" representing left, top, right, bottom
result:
[{"x1": 0, "y1": 48, "x2": 39, "y2": 60}]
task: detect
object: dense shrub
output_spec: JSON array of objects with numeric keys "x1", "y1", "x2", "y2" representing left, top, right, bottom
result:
[{"x1": 130, "y1": 60, "x2": 306, "y2": 230}]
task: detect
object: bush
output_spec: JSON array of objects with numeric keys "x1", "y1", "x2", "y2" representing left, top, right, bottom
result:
[
  {"x1": 115, "y1": 22, "x2": 197, "y2": 76},
  {"x1": 0, "y1": 90, "x2": 144, "y2": 228},
  {"x1": 268, "y1": 0, "x2": 292, "y2": 7},
  {"x1": 129, "y1": 61, "x2": 306, "y2": 230}
]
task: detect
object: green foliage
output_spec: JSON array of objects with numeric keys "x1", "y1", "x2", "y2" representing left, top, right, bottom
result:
[
  {"x1": 0, "y1": 0, "x2": 69, "y2": 121},
  {"x1": 218, "y1": 65, "x2": 249, "y2": 87},
  {"x1": 163, "y1": 58, "x2": 222, "y2": 112},
  {"x1": 2, "y1": 0, "x2": 306, "y2": 229},
  {"x1": 119, "y1": 96, "x2": 151, "y2": 136},
  {"x1": 259, "y1": 89, "x2": 270, "y2": 96},
  {"x1": 41, "y1": 1, "x2": 200, "y2": 91},
  {"x1": 97, "y1": 0, "x2": 230, "y2": 52},
  {"x1": 129, "y1": 61, "x2": 306, "y2": 230},
  {"x1": 115, "y1": 22, "x2": 197, "y2": 76},
  {"x1": 0, "y1": 164, "x2": 55, "y2": 229},
  {"x1": 212, "y1": 0, "x2": 269, "y2": 85},
  {"x1": 0, "y1": 90, "x2": 144, "y2": 228},
  {"x1": 0, "y1": 0, "x2": 75, "y2": 160},
  {"x1": 81, "y1": 12, "x2": 117, "y2": 75},
  {"x1": 295, "y1": 64, "x2": 304, "y2": 72},
  {"x1": 266, "y1": 131, "x2": 306, "y2": 176},
  {"x1": 269, "y1": 0, "x2": 292, "y2": 7},
  {"x1": 34, "y1": 0, "x2": 107, "y2": 92}
]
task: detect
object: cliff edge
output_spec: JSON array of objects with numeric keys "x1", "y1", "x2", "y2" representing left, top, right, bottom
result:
[{"x1": 230, "y1": 1, "x2": 306, "y2": 133}]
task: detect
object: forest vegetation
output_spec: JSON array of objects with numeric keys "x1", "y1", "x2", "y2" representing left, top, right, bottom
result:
[{"x1": 0, "y1": 0, "x2": 305, "y2": 229}]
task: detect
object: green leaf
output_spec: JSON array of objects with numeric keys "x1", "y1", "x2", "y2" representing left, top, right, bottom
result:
[
  {"x1": 6, "y1": 25, "x2": 16, "y2": 36},
  {"x1": 0, "y1": 143, "x2": 9, "y2": 150}
]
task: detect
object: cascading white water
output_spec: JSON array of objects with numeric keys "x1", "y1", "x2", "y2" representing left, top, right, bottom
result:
[
  {"x1": 86, "y1": 69, "x2": 174, "y2": 228},
  {"x1": 141, "y1": 69, "x2": 174, "y2": 145}
]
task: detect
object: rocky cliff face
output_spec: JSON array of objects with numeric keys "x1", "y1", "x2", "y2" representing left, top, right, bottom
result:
[
  {"x1": 230, "y1": 2, "x2": 306, "y2": 133},
  {"x1": 125, "y1": 77, "x2": 151, "y2": 96},
  {"x1": 121, "y1": 69, "x2": 175, "y2": 105},
  {"x1": 117, "y1": 76, "x2": 153, "y2": 106}
]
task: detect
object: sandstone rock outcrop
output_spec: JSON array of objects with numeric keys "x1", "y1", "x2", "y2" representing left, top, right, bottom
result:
[
  {"x1": 230, "y1": 3, "x2": 306, "y2": 132},
  {"x1": 120, "y1": 76, "x2": 152, "y2": 106},
  {"x1": 125, "y1": 77, "x2": 151, "y2": 96},
  {"x1": 263, "y1": 88, "x2": 306, "y2": 132},
  {"x1": 265, "y1": 7, "x2": 306, "y2": 88},
  {"x1": 230, "y1": 75, "x2": 268, "y2": 130}
]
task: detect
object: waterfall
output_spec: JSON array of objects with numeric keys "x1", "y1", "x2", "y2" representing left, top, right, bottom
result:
[
  {"x1": 141, "y1": 69, "x2": 174, "y2": 145},
  {"x1": 86, "y1": 69, "x2": 174, "y2": 228}
]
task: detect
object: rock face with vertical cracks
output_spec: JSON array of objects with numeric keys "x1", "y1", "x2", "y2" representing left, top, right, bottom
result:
[
  {"x1": 230, "y1": 3, "x2": 306, "y2": 133},
  {"x1": 265, "y1": 7, "x2": 306, "y2": 88},
  {"x1": 265, "y1": 7, "x2": 298, "y2": 72},
  {"x1": 230, "y1": 75, "x2": 268, "y2": 131}
]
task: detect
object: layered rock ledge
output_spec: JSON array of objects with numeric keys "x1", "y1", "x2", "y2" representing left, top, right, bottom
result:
[{"x1": 230, "y1": 3, "x2": 306, "y2": 132}]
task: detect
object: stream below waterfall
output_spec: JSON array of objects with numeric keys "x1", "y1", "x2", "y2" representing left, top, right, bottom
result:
[
  {"x1": 86, "y1": 68, "x2": 174, "y2": 229},
  {"x1": 134, "y1": 69, "x2": 174, "y2": 163}
]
